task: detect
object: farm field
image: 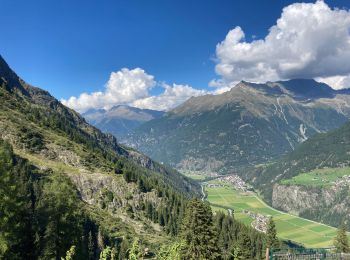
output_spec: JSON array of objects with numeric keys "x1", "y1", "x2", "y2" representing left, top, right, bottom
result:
[
  {"x1": 280, "y1": 167, "x2": 350, "y2": 187},
  {"x1": 205, "y1": 182, "x2": 346, "y2": 248}
]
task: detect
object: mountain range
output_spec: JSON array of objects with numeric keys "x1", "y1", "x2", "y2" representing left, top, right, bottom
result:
[
  {"x1": 125, "y1": 79, "x2": 350, "y2": 174},
  {"x1": 82, "y1": 105, "x2": 164, "y2": 139},
  {"x1": 2, "y1": 51, "x2": 350, "y2": 257}
]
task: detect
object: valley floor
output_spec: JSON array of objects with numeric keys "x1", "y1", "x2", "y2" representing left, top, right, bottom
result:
[{"x1": 201, "y1": 179, "x2": 349, "y2": 248}]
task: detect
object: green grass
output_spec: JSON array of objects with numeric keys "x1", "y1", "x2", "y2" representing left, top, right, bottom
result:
[
  {"x1": 280, "y1": 167, "x2": 350, "y2": 187},
  {"x1": 180, "y1": 171, "x2": 208, "y2": 181},
  {"x1": 206, "y1": 181, "x2": 348, "y2": 248}
]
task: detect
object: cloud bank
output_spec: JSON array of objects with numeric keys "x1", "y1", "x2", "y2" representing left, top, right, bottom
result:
[
  {"x1": 215, "y1": 1, "x2": 350, "y2": 89},
  {"x1": 61, "y1": 68, "x2": 206, "y2": 112}
]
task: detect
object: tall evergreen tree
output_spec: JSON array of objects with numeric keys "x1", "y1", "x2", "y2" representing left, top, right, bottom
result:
[
  {"x1": 180, "y1": 199, "x2": 220, "y2": 260},
  {"x1": 37, "y1": 173, "x2": 83, "y2": 259},
  {"x1": 233, "y1": 230, "x2": 252, "y2": 260},
  {"x1": 0, "y1": 141, "x2": 35, "y2": 259},
  {"x1": 334, "y1": 222, "x2": 350, "y2": 253},
  {"x1": 266, "y1": 217, "x2": 278, "y2": 249}
]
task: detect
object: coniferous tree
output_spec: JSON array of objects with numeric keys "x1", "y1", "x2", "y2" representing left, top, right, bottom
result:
[
  {"x1": 0, "y1": 141, "x2": 35, "y2": 259},
  {"x1": 37, "y1": 173, "x2": 83, "y2": 259},
  {"x1": 334, "y1": 222, "x2": 350, "y2": 253},
  {"x1": 266, "y1": 217, "x2": 279, "y2": 249},
  {"x1": 235, "y1": 230, "x2": 252, "y2": 260},
  {"x1": 180, "y1": 199, "x2": 220, "y2": 260}
]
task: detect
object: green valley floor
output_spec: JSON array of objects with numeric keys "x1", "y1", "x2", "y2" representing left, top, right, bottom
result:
[{"x1": 204, "y1": 180, "x2": 348, "y2": 248}]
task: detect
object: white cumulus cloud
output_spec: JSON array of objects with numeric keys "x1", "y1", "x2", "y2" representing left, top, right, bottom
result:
[
  {"x1": 62, "y1": 68, "x2": 156, "y2": 112},
  {"x1": 61, "y1": 68, "x2": 206, "y2": 112},
  {"x1": 132, "y1": 83, "x2": 207, "y2": 110},
  {"x1": 215, "y1": 1, "x2": 350, "y2": 89}
]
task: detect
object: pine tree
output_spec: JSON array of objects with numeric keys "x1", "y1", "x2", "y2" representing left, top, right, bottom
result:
[
  {"x1": 0, "y1": 141, "x2": 35, "y2": 259},
  {"x1": 180, "y1": 199, "x2": 220, "y2": 259},
  {"x1": 334, "y1": 222, "x2": 350, "y2": 253},
  {"x1": 266, "y1": 217, "x2": 278, "y2": 249},
  {"x1": 235, "y1": 231, "x2": 252, "y2": 259},
  {"x1": 138, "y1": 179, "x2": 146, "y2": 192},
  {"x1": 38, "y1": 174, "x2": 83, "y2": 259}
]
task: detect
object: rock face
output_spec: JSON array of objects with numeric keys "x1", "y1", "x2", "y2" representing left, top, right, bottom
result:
[
  {"x1": 82, "y1": 105, "x2": 164, "y2": 139},
  {"x1": 126, "y1": 79, "x2": 350, "y2": 174},
  {"x1": 272, "y1": 184, "x2": 350, "y2": 227},
  {"x1": 70, "y1": 172, "x2": 162, "y2": 215}
]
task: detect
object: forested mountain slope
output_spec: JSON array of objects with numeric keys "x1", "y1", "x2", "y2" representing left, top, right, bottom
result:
[
  {"x1": 251, "y1": 121, "x2": 350, "y2": 229},
  {"x1": 126, "y1": 79, "x2": 350, "y2": 174},
  {"x1": 0, "y1": 55, "x2": 201, "y2": 258},
  {"x1": 0, "y1": 55, "x2": 198, "y2": 196}
]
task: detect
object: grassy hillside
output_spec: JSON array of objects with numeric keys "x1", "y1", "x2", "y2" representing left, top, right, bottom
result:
[{"x1": 280, "y1": 167, "x2": 350, "y2": 187}]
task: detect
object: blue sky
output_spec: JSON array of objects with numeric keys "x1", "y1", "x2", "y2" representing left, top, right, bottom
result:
[{"x1": 1, "y1": 0, "x2": 350, "y2": 112}]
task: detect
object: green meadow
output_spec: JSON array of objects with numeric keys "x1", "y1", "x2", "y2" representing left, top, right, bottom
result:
[
  {"x1": 205, "y1": 182, "x2": 346, "y2": 248},
  {"x1": 280, "y1": 167, "x2": 350, "y2": 187},
  {"x1": 180, "y1": 170, "x2": 208, "y2": 181}
]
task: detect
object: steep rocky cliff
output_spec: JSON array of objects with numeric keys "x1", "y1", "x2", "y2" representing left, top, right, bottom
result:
[{"x1": 272, "y1": 183, "x2": 350, "y2": 227}]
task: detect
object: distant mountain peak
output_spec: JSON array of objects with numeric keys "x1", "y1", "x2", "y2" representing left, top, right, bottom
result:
[
  {"x1": 83, "y1": 105, "x2": 165, "y2": 138},
  {"x1": 274, "y1": 78, "x2": 335, "y2": 99}
]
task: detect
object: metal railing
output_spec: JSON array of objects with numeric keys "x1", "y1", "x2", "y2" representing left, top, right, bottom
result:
[{"x1": 270, "y1": 248, "x2": 350, "y2": 260}]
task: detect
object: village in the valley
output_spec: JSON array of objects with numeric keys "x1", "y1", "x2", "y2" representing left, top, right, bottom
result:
[{"x1": 203, "y1": 174, "x2": 270, "y2": 233}]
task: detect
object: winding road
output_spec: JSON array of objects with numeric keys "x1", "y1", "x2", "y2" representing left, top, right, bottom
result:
[{"x1": 201, "y1": 184, "x2": 206, "y2": 201}]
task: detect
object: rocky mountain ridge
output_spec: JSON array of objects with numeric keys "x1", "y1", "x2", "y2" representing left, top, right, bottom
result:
[
  {"x1": 126, "y1": 79, "x2": 350, "y2": 174},
  {"x1": 83, "y1": 105, "x2": 164, "y2": 138}
]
